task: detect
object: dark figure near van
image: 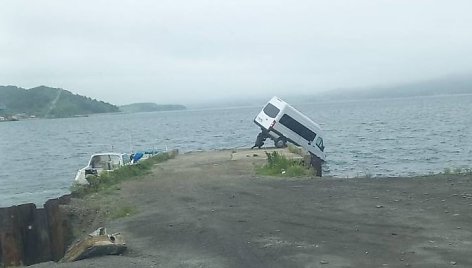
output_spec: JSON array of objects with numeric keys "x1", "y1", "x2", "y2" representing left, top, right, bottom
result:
[{"x1": 251, "y1": 131, "x2": 268, "y2": 149}]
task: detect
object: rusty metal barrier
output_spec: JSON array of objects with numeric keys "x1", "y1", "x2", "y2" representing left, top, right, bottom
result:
[{"x1": 0, "y1": 195, "x2": 72, "y2": 267}]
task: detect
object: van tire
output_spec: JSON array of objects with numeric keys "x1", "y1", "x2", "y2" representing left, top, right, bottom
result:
[{"x1": 274, "y1": 138, "x2": 287, "y2": 148}]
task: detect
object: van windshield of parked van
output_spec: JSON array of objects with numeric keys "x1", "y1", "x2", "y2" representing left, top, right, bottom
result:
[{"x1": 263, "y1": 103, "x2": 280, "y2": 118}]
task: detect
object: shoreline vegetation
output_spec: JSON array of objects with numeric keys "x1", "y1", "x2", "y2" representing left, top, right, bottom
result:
[
  {"x1": 0, "y1": 85, "x2": 118, "y2": 119},
  {"x1": 0, "y1": 85, "x2": 186, "y2": 119}
]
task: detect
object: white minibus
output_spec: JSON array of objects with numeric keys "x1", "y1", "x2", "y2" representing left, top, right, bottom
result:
[{"x1": 253, "y1": 96, "x2": 326, "y2": 162}]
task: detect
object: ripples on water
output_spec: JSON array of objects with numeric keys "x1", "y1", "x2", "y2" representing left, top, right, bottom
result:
[{"x1": 0, "y1": 94, "x2": 471, "y2": 206}]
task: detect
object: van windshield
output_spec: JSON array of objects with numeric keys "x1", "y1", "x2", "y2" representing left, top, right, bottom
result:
[
  {"x1": 316, "y1": 137, "x2": 325, "y2": 152},
  {"x1": 263, "y1": 103, "x2": 280, "y2": 118}
]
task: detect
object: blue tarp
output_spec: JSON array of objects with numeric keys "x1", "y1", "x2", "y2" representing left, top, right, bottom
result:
[{"x1": 133, "y1": 152, "x2": 144, "y2": 162}]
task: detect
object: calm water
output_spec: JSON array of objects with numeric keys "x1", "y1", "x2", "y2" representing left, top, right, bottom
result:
[{"x1": 1, "y1": 94, "x2": 471, "y2": 207}]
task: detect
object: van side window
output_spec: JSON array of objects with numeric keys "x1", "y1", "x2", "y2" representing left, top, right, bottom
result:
[
  {"x1": 279, "y1": 114, "x2": 316, "y2": 142},
  {"x1": 263, "y1": 103, "x2": 280, "y2": 118},
  {"x1": 316, "y1": 137, "x2": 325, "y2": 152}
]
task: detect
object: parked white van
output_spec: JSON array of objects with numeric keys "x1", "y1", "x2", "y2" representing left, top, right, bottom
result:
[{"x1": 253, "y1": 96, "x2": 326, "y2": 162}]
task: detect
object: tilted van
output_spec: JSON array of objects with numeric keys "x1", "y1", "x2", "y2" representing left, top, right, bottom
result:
[{"x1": 253, "y1": 96, "x2": 326, "y2": 161}]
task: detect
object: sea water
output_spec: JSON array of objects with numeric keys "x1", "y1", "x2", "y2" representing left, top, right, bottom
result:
[{"x1": 1, "y1": 94, "x2": 471, "y2": 207}]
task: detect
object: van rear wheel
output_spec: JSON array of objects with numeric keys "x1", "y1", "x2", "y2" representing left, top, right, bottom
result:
[{"x1": 274, "y1": 138, "x2": 287, "y2": 148}]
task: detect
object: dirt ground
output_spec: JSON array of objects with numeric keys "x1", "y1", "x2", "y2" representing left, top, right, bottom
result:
[{"x1": 33, "y1": 148, "x2": 472, "y2": 268}]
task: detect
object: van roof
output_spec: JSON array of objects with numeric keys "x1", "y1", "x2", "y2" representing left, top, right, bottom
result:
[{"x1": 269, "y1": 96, "x2": 323, "y2": 132}]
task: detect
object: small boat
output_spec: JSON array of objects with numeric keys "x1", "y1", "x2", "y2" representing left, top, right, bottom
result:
[{"x1": 74, "y1": 153, "x2": 131, "y2": 184}]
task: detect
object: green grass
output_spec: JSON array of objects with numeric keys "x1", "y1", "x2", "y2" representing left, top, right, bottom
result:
[
  {"x1": 256, "y1": 151, "x2": 314, "y2": 177},
  {"x1": 70, "y1": 150, "x2": 178, "y2": 197},
  {"x1": 109, "y1": 205, "x2": 137, "y2": 219}
]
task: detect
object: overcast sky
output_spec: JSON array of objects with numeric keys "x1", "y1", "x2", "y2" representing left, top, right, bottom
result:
[{"x1": 1, "y1": 0, "x2": 472, "y2": 105}]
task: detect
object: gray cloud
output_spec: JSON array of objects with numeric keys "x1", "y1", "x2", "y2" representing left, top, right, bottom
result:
[{"x1": 1, "y1": 0, "x2": 472, "y2": 104}]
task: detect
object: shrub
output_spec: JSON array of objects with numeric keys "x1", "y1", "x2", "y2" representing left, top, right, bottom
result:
[{"x1": 257, "y1": 151, "x2": 313, "y2": 177}]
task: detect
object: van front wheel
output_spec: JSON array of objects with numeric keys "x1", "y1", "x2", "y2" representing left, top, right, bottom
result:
[{"x1": 274, "y1": 138, "x2": 287, "y2": 148}]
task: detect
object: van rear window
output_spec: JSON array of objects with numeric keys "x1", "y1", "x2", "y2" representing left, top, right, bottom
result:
[{"x1": 263, "y1": 103, "x2": 280, "y2": 118}]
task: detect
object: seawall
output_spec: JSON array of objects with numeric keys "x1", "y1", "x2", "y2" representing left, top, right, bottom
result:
[{"x1": 0, "y1": 195, "x2": 72, "y2": 267}]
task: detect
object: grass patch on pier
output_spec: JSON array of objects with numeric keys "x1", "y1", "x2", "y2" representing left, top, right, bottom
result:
[
  {"x1": 70, "y1": 150, "x2": 178, "y2": 197},
  {"x1": 256, "y1": 151, "x2": 313, "y2": 177},
  {"x1": 110, "y1": 205, "x2": 137, "y2": 219}
]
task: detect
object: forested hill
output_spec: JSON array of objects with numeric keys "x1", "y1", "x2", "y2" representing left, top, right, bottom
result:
[
  {"x1": 0, "y1": 85, "x2": 119, "y2": 118},
  {"x1": 119, "y1": 102, "x2": 186, "y2": 113}
]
